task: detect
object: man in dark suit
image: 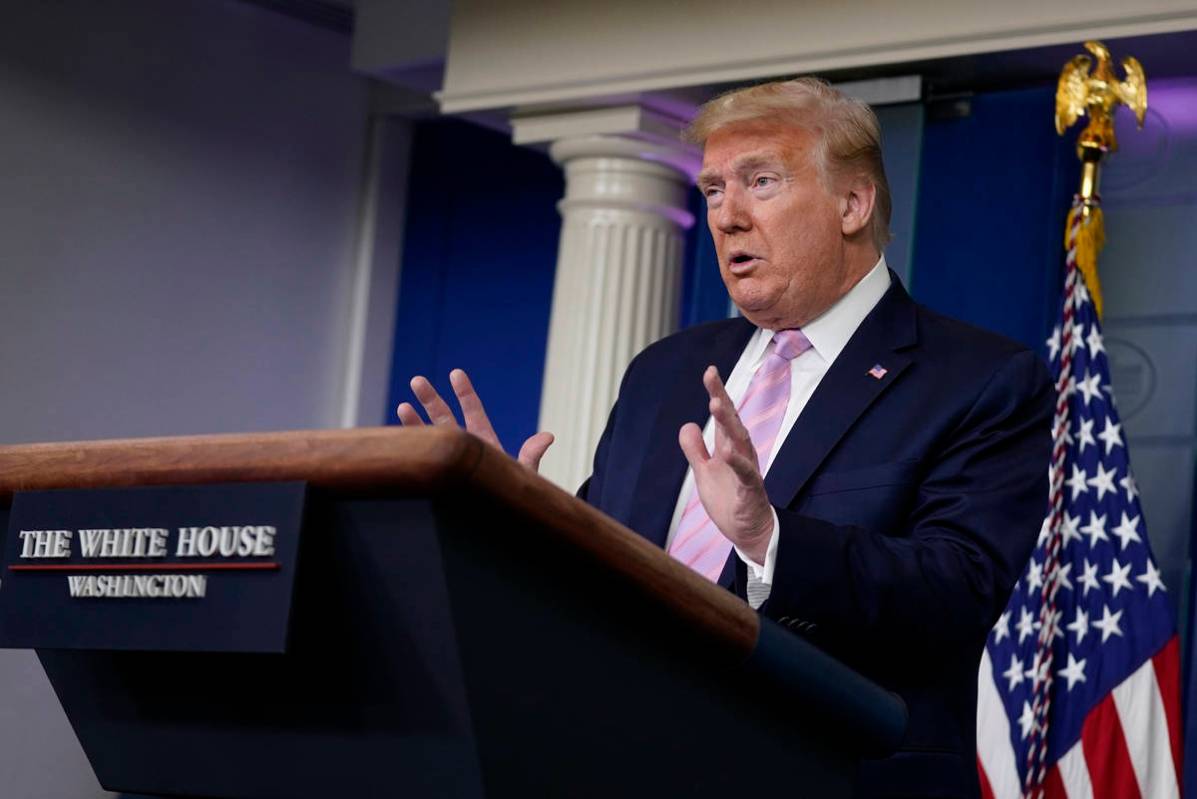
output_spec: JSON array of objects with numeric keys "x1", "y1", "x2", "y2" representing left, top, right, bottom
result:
[{"x1": 399, "y1": 78, "x2": 1051, "y2": 798}]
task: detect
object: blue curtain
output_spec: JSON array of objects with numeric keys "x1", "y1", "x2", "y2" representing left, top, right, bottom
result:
[
  {"x1": 910, "y1": 86, "x2": 1080, "y2": 351},
  {"x1": 385, "y1": 119, "x2": 563, "y2": 454}
]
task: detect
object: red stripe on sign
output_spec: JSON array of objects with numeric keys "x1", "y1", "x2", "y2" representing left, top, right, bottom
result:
[
  {"x1": 9, "y1": 562, "x2": 280, "y2": 572},
  {"x1": 1041, "y1": 763, "x2": 1067, "y2": 798},
  {"x1": 977, "y1": 756, "x2": 995, "y2": 799},
  {"x1": 1152, "y1": 635, "x2": 1183, "y2": 789},
  {"x1": 1082, "y1": 693, "x2": 1142, "y2": 799}
]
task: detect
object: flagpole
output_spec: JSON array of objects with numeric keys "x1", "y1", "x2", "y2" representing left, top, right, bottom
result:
[{"x1": 1022, "y1": 39, "x2": 1148, "y2": 799}]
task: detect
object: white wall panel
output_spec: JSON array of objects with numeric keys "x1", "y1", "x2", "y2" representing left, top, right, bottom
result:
[{"x1": 441, "y1": 0, "x2": 1197, "y2": 111}]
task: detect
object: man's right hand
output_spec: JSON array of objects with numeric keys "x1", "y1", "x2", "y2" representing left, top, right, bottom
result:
[{"x1": 396, "y1": 368, "x2": 555, "y2": 472}]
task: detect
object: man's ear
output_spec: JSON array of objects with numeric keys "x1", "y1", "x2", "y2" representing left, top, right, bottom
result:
[{"x1": 840, "y1": 177, "x2": 876, "y2": 239}]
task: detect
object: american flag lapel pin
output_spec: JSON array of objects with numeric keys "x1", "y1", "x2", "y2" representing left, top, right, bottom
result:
[{"x1": 867, "y1": 363, "x2": 888, "y2": 380}]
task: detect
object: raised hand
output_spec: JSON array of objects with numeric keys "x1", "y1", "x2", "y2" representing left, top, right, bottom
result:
[
  {"x1": 397, "y1": 368, "x2": 555, "y2": 472},
  {"x1": 677, "y1": 366, "x2": 775, "y2": 564}
]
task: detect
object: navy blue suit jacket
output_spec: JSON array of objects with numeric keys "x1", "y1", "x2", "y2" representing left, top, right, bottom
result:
[{"x1": 579, "y1": 276, "x2": 1052, "y2": 798}]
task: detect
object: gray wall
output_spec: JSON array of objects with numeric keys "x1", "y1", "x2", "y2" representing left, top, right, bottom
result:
[
  {"x1": 0, "y1": 1, "x2": 372, "y2": 794},
  {"x1": 1099, "y1": 77, "x2": 1197, "y2": 629},
  {"x1": 0, "y1": 0, "x2": 370, "y2": 444}
]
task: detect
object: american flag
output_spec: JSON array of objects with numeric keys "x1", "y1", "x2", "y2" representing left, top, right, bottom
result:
[{"x1": 976, "y1": 209, "x2": 1183, "y2": 798}]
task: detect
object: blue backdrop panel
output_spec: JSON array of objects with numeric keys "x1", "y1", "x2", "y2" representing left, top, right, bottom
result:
[
  {"x1": 911, "y1": 86, "x2": 1079, "y2": 352},
  {"x1": 681, "y1": 186, "x2": 730, "y2": 328},
  {"x1": 386, "y1": 120, "x2": 563, "y2": 455}
]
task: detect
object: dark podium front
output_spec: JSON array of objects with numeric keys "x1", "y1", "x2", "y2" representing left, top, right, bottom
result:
[{"x1": 0, "y1": 427, "x2": 906, "y2": 798}]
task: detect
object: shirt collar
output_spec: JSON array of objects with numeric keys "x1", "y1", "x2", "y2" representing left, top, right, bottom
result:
[{"x1": 760, "y1": 255, "x2": 892, "y2": 366}]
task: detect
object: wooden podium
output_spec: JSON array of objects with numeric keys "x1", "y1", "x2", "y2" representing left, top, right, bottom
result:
[{"x1": 0, "y1": 427, "x2": 905, "y2": 798}]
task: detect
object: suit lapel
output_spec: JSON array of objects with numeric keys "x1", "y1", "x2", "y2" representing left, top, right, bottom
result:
[
  {"x1": 763, "y1": 276, "x2": 919, "y2": 510},
  {"x1": 625, "y1": 318, "x2": 756, "y2": 549}
]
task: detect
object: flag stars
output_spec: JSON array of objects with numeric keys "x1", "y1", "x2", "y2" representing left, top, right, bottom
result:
[
  {"x1": 1070, "y1": 320, "x2": 1086, "y2": 357},
  {"x1": 1059, "y1": 653, "x2": 1088, "y2": 691},
  {"x1": 993, "y1": 610, "x2": 1011, "y2": 643},
  {"x1": 1137, "y1": 561, "x2": 1166, "y2": 598},
  {"x1": 1075, "y1": 418, "x2": 1096, "y2": 455},
  {"x1": 1041, "y1": 607, "x2": 1065, "y2": 643},
  {"x1": 1067, "y1": 465, "x2": 1090, "y2": 501},
  {"x1": 1111, "y1": 512, "x2": 1142, "y2": 551},
  {"x1": 1061, "y1": 513, "x2": 1083, "y2": 548},
  {"x1": 1017, "y1": 606, "x2": 1037, "y2": 644},
  {"x1": 1025, "y1": 650, "x2": 1050, "y2": 689},
  {"x1": 1052, "y1": 562, "x2": 1073, "y2": 593},
  {"x1": 1019, "y1": 701, "x2": 1037, "y2": 740},
  {"x1": 1060, "y1": 422, "x2": 1075, "y2": 448},
  {"x1": 1085, "y1": 325, "x2": 1105, "y2": 359},
  {"x1": 1079, "y1": 558, "x2": 1101, "y2": 597},
  {"x1": 1120, "y1": 473, "x2": 1140, "y2": 503},
  {"x1": 1081, "y1": 511, "x2": 1108, "y2": 548},
  {"x1": 1074, "y1": 280, "x2": 1091, "y2": 309},
  {"x1": 1077, "y1": 372, "x2": 1103, "y2": 407},
  {"x1": 1097, "y1": 418, "x2": 1124, "y2": 456},
  {"x1": 1067, "y1": 607, "x2": 1090, "y2": 644},
  {"x1": 1037, "y1": 517, "x2": 1051, "y2": 548},
  {"x1": 1094, "y1": 604, "x2": 1124, "y2": 643},
  {"x1": 1004, "y1": 654, "x2": 1026, "y2": 691},
  {"x1": 1063, "y1": 375, "x2": 1078, "y2": 401},
  {"x1": 1026, "y1": 558, "x2": 1044, "y2": 595},
  {"x1": 1047, "y1": 327, "x2": 1062, "y2": 361},
  {"x1": 1103, "y1": 558, "x2": 1133, "y2": 597},
  {"x1": 1088, "y1": 462, "x2": 1118, "y2": 502}
]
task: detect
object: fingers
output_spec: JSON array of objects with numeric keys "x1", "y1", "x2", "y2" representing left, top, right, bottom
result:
[
  {"x1": 703, "y1": 366, "x2": 752, "y2": 453},
  {"x1": 518, "y1": 432, "x2": 555, "y2": 471},
  {"x1": 449, "y1": 369, "x2": 500, "y2": 445},
  {"x1": 725, "y1": 450, "x2": 762, "y2": 484},
  {"x1": 395, "y1": 402, "x2": 424, "y2": 427},
  {"x1": 678, "y1": 422, "x2": 710, "y2": 470},
  {"x1": 410, "y1": 376, "x2": 458, "y2": 426},
  {"x1": 702, "y1": 365, "x2": 734, "y2": 406}
]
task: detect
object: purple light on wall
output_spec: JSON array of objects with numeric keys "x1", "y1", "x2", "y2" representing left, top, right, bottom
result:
[{"x1": 1148, "y1": 78, "x2": 1197, "y2": 132}]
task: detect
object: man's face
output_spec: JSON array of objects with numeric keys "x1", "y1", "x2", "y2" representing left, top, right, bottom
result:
[{"x1": 698, "y1": 121, "x2": 858, "y2": 330}]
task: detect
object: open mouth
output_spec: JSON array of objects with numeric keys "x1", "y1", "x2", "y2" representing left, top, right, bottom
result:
[{"x1": 728, "y1": 253, "x2": 761, "y2": 274}]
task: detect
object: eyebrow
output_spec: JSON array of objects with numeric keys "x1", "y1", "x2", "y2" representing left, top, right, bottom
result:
[{"x1": 696, "y1": 151, "x2": 786, "y2": 188}]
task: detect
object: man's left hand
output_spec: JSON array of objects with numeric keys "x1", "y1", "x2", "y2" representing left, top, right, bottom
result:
[{"x1": 678, "y1": 365, "x2": 774, "y2": 564}]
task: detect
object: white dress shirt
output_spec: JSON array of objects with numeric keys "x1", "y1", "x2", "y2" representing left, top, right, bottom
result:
[{"x1": 662, "y1": 257, "x2": 893, "y2": 605}]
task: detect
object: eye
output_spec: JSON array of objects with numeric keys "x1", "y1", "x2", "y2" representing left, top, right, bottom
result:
[
  {"x1": 753, "y1": 175, "x2": 777, "y2": 189},
  {"x1": 703, "y1": 186, "x2": 724, "y2": 206}
]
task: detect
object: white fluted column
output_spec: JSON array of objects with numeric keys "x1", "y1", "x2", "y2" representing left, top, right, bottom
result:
[{"x1": 536, "y1": 134, "x2": 698, "y2": 490}]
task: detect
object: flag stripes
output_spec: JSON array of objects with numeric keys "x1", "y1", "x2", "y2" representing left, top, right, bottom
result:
[
  {"x1": 1055, "y1": 742, "x2": 1093, "y2": 799},
  {"x1": 977, "y1": 647, "x2": 1021, "y2": 799},
  {"x1": 1081, "y1": 693, "x2": 1141, "y2": 799},
  {"x1": 978, "y1": 635, "x2": 1181, "y2": 798},
  {"x1": 1110, "y1": 651, "x2": 1179, "y2": 798},
  {"x1": 1152, "y1": 636, "x2": 1183, "y2": 788}
]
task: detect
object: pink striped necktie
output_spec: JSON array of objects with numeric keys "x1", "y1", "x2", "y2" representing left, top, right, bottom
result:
[{"x1": 667, "y1": 329, "x2": 812, "y2": 581}]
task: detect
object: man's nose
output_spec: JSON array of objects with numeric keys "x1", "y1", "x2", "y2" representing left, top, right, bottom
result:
[{"x1": 712, "y1": 185, "x2": 751, "y2": 233}]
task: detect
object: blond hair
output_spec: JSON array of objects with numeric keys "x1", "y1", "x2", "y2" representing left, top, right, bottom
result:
[{"x1": 685, "y1": 77, "x2": 893, "y2": 250}]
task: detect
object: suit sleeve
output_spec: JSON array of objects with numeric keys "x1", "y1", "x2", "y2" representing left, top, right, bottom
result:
[
  {"x1": 760, "y1": 349, "x2": 1053, "y2": 656},
  {"x1": 575, "y1": 352, "x2": 635, "y2": 505}
]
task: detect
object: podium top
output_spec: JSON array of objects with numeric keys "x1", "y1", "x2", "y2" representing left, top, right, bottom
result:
[
  {"x1": 0, "y1": 427, "x2": 759, "y2": 651},
  {"x1": 0, "y1": 426, "x2": 907, "y2": 753}
]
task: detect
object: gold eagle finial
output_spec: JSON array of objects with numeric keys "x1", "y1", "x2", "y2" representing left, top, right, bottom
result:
[
  {"x1": 1054, "y1": 40, "x2": 1148, "y2": 321},
  {"x1": 1055, "y1": 40, "x2": 1147, "y2": 152}
]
